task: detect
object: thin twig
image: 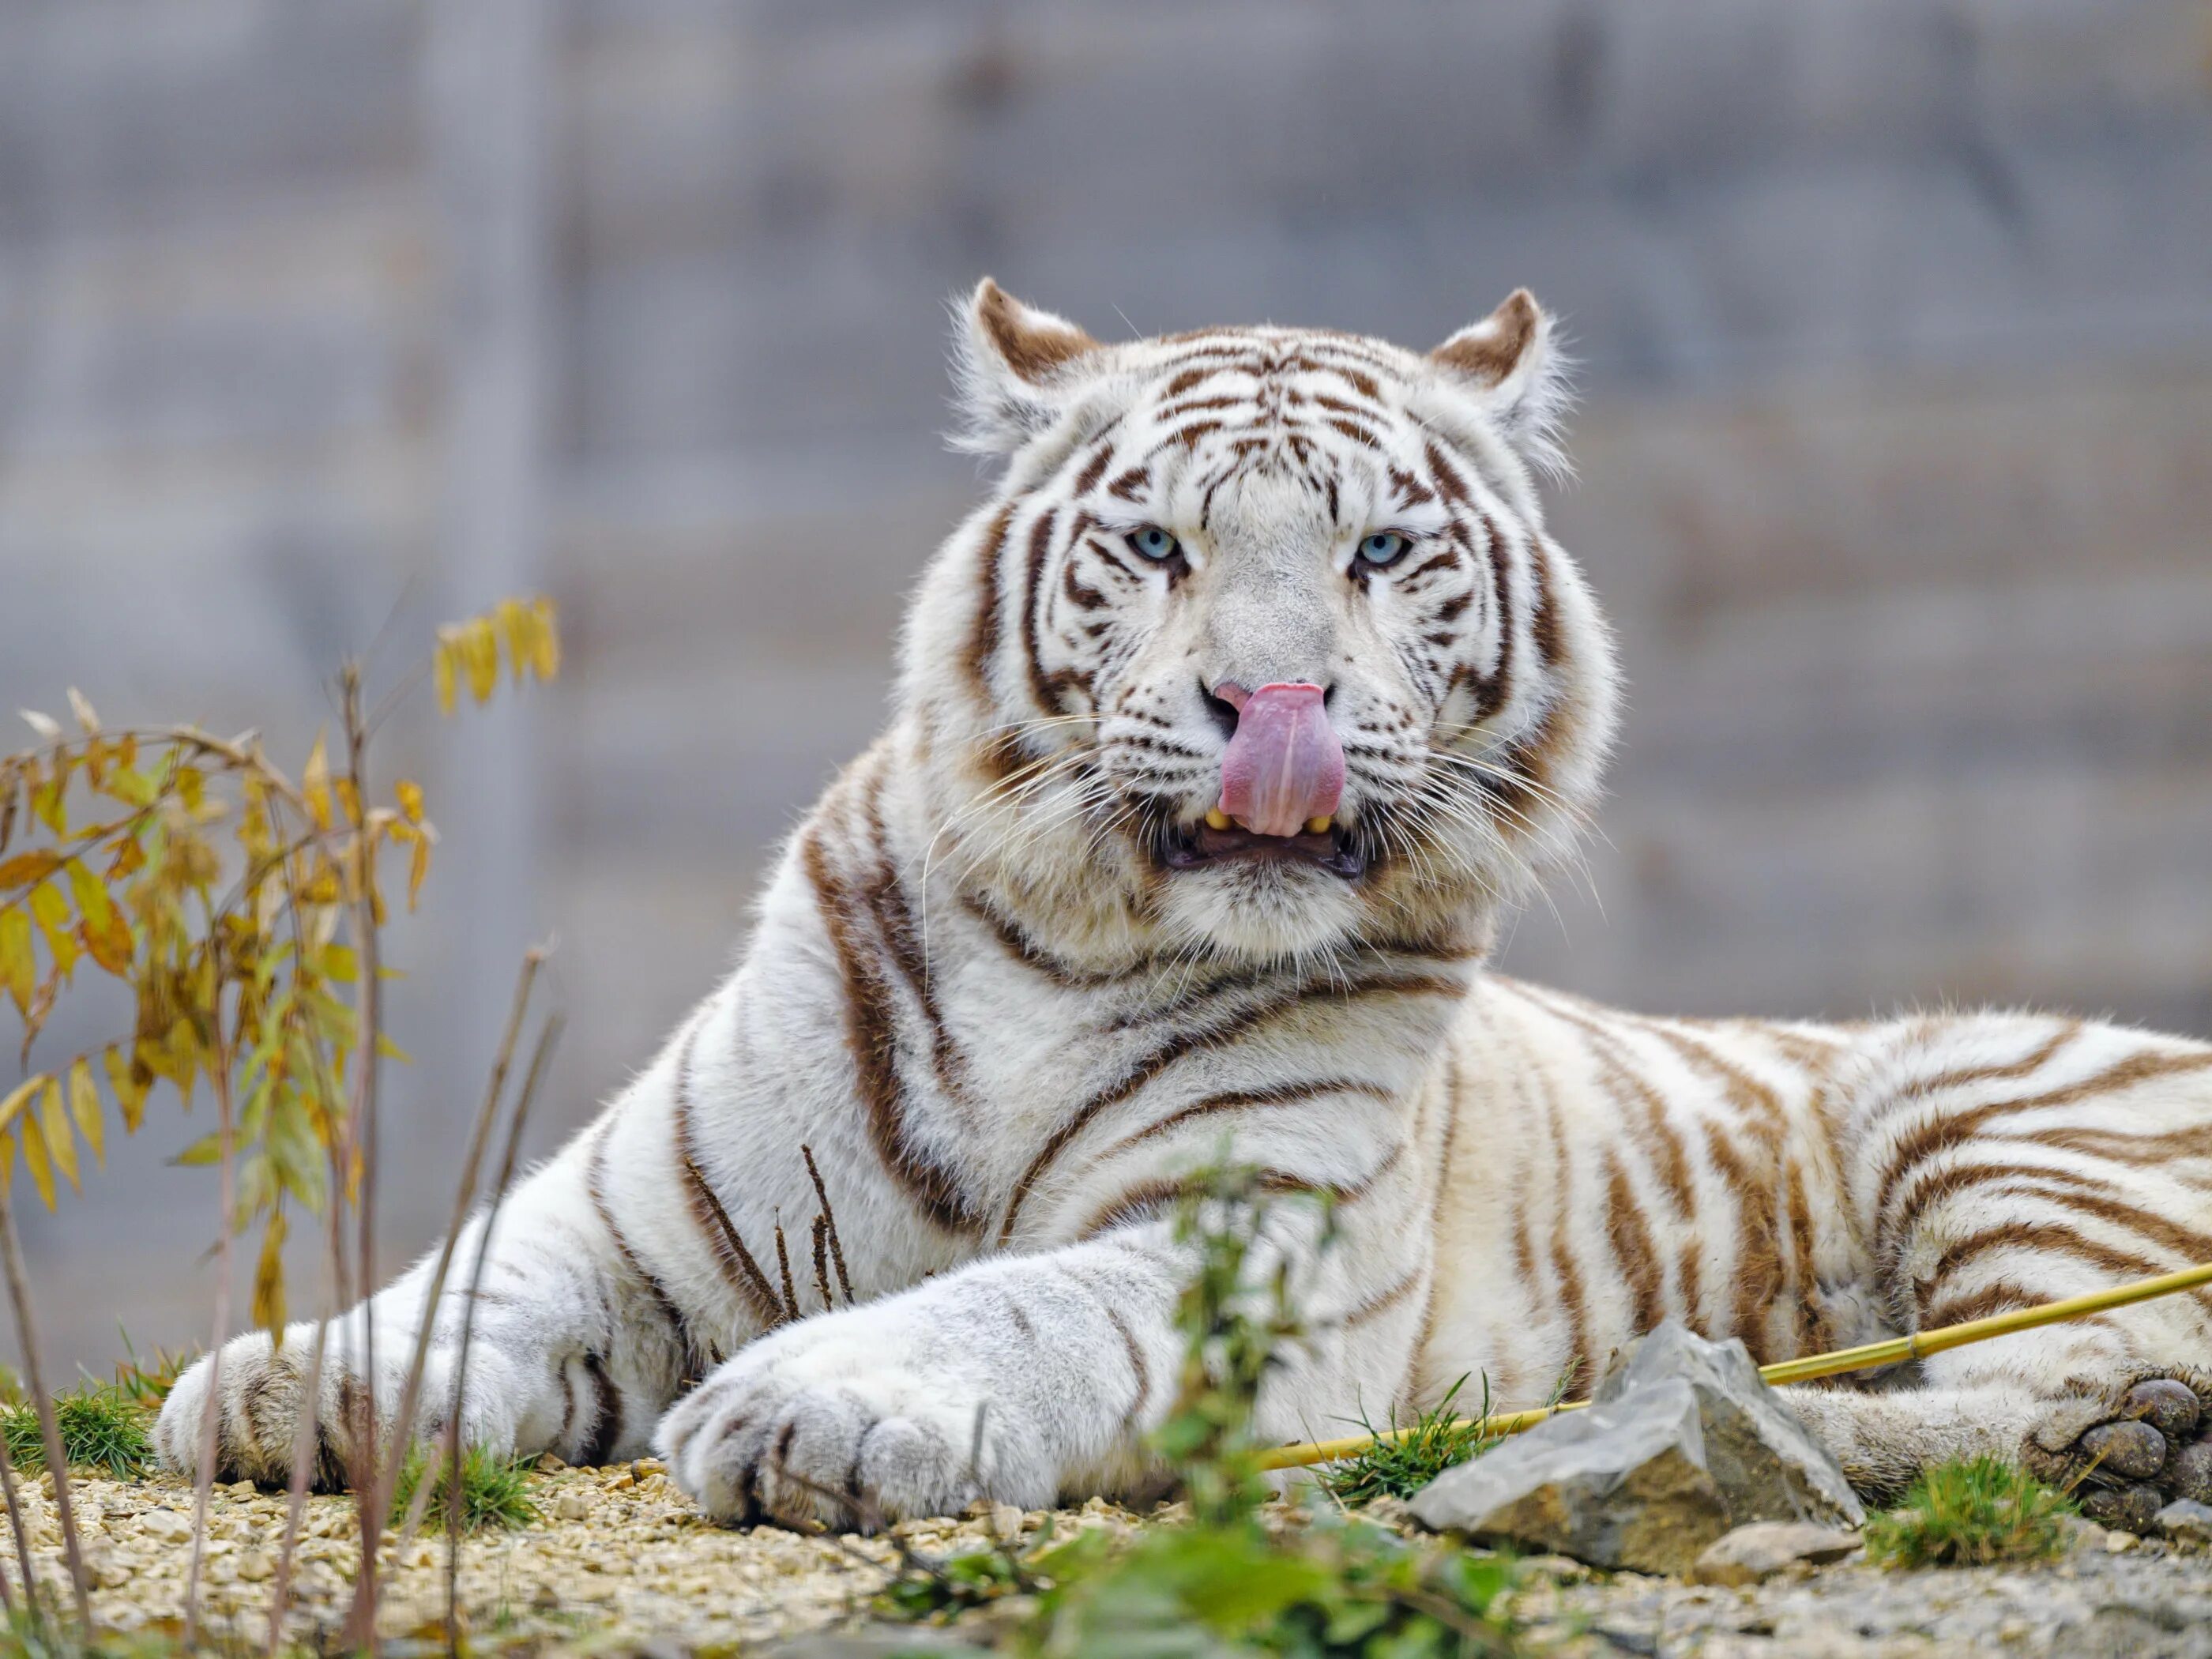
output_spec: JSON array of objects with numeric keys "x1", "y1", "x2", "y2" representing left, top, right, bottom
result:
[
  {"x1": 773, "y1": 1220, "x2": 797, "y2": 1322},
  {"x1": 447, "y1": 1013, "x2": 561, "y2": 1652},
  {"x1": 0, "y1": 1416, "x2": 36, "y2": 1626},
  {"x1": 0, "y1": 1176, "x2": 90, "y2": 1626},
  {"x1": 681, "y1": 1153, "x2": 788, "y2": 1329},
  {"x1": 348, "y1": 942, "x2": 547, "y2": 1645},
  {"x1": 261, "y1": 1312, "x2": 330, "y2": 1658},
  {"x1": 810, "y1": 1216, "x2": 833, "y2": 1314},
  {"x1": 339, "y1": 664, "x2": 388, "y2": 1652},
  {"x1": 183, "y1": 1020, "x2": 240, "y2": 1646},
  {"x1": 801, "y1": 1146, "x2": 852, "y2": 1306}
]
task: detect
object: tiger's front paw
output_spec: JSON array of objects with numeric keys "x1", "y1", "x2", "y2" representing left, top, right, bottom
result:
[
  {"x1": 2022, "y1": 1369, "x2": 2212, "y2": 1532},
  {"x1": 653, "y1": 1315, "x2": 1054, "y2": 1531}
]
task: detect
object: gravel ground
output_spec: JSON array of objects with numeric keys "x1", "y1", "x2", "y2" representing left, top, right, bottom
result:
[{"x1": 6, "y1": 1462, "x2": 2212, "y2": 1655}]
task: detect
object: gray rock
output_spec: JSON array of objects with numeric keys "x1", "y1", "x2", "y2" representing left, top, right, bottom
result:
[
  {"x1": 1688, "y1": 1520, "x2": 1862, "y2": 1586},
  {"x1": 1409, "y1": 1321, "x2": 1864, "y2": 1574},
  {"x1": 2157, "y1": 1499, "x2": 2212, "y2": 1547},
  {"x1": 1593, "y1": 1321, "x2": 1865, "y2": 1529},
  {"x1": 1409, "y1": 1375, "x2": 1733, "y2": 1574}
]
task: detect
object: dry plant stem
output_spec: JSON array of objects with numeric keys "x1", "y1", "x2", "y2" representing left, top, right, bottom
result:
[
  {"x1": 182, "y1": 1043, "x2": 239, "y2": 1648},
  {"x1": 261, "y1": 1311, "x2": 330, "y2": 1659},
  {"x1": 801, "y1": 1144, "x2": 852, "y2": 1305},
  {"x1": 347, "y1": 943, "x2": 545, "y2": 1647},
  {"x1": 0, "y1": 1425, "x2": 35, "y2": 1623},
  {"x1": 683, "y1": 1152, "x2": 789, "y2": 1326},
  {"x1": 0, "y1": 1178, "x2": 89, "y2": 1626},
  {"x1": 447, "y1": 1015, "x2": 561, "y2": 1653},
  {"x1": 340, "y1": 666, "x2": 388, "y2": 1652}
]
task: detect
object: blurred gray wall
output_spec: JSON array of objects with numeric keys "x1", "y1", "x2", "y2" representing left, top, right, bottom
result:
[{"x1": 2, "y1": 0, "x2": 2209, "y2": 1374}]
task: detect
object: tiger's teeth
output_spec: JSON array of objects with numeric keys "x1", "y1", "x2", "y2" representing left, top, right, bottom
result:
[
  {"x1": 1305, "y1": 815, "x2": 1334, "y2": 835},
  {"x1": 1205, "y1": 807, "x2": 1233, "y2": 831}
]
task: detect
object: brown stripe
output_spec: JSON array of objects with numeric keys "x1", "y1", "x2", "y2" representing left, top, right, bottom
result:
[
  {"x1": 1074, "y1": 1162, "x2": 1390, "y2": 1243},
  {"x1": 1702, "y1": 1119, "x2": 1781, "y2": 1364},
  {"x1": 860, "y1": 766, "x2": 976, "y2": 1112},
  {"x1": 589, "y1": 1118, "x2": 712, "y2": 1381},
  {"x1": 1883, "y1": 1157, "x2": 2121, "y2": 1259},
  {"x1": 804, "y1": 822, "x2": 988, "y2": 1236},
  {"x1": 1603, "y1": 1149, "x2": 1665, "y2": 1334},
  {"x1": 1020, "y1": 508, "x2": 1069, "y2": 718},
  {"x1": 1071, "y1": 440, "x2": 1115, "y2": 495},
  {"x1": 2017, "y1": 1121, "x2": 2212, "y2": 1163},
  {"x1": 960, "y1": 892, "x2": 1117, "y2": 988},
  {"x1": 1874, "y1": 1044, "x2": 2210, "y2": 1232},
  {"x1": 578, "y1": 1352, "x2": 623, "y2": 1466},
  {"x1": 1343, "y1": 1266, "x2": 1424, "y2": 1330},
  {"x1": 1101, "y1": 1301, "x2": 1151, "y2": 1429},
  {"x1": 1884, "y1": 1019, "x2": 2083, "y2": 1111},
  {"x1": 1783, "y1": 1157, "x2": 1826, "y2": 1356},
  {"x1": 1002, "y1": 973, "x2": 1459, "y2": 1242},
  {"x1": 1992, "y1": 1179, "x2": 2212, "y2": 1270},
  {"x1": 1920, "y1": 1220, "x2": 2178, "y2": 1305},
  {"x1": 1922, "y1": 1278, "x2": 2065, "y2": 1331},
  {"x1": 961, "y1": 504, "x2": 1017, "y2": 707},
  {"x1": 1099, "y1": 1076, "x2": 1397, "y2": 1161},
  {"x1": 670, "y1": 1029, "x2": 790, "y2": 1330},
  {"x1": 1543, "y1": 1092, "x2": 1593, "y2": 1391}
]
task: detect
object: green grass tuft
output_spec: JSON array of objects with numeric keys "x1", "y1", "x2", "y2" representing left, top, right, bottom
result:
[
  {"x1": 1318, "y1": 1373, "x2": 1502, "y2": 1507},
  {"x1": 1863, "y1": 1455, "x2": 2075, "y2": 1570},
  {"x1": 388, "y1": 1443, "x2": 540, "y2": 1534},
  {"x1": 1, "y1": 1386, "x2": 152, "y2": 1481}
]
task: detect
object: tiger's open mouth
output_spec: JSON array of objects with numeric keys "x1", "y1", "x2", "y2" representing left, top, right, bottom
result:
[{"x1": 1157, "y1": 817, "x2": 1367, "y2": 880}]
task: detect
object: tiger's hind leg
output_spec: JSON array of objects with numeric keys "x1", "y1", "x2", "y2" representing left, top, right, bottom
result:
[{"x1": 1791, "y1": 1017, "x2": 2212, "y2": 1527}]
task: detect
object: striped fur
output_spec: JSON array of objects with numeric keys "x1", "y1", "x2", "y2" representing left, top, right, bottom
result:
[{"x1": 160, "y1": 283, "x2": 2212, "y2": 1526}]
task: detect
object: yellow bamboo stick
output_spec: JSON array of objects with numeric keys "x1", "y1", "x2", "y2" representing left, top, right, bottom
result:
[{"x1": 1257, "y1": 1258, "x2": 2212, "y2": 1473}]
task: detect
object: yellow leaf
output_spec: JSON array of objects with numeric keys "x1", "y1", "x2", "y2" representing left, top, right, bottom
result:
[
  {"x1": 434, "y1": 638, "x2": 457, "y2": 716},
  {"x1": 175, "y1": 766, "x2": 205, "y2": 813},
  {"x1": 105, "y1": 837, "x2": 145, "y2": 881},
  {"x1": 0, "y1": 1077, "x2": 41, "y2": 1135},
  {"x1": 21, "y1": 1110, "x2": 55, "y2": 1211},
  {"x1": 498, "y1": 598, "x2": 531, "y2": 684},
  {"x1": 394, "y1": 779, "x2": 424, "y2": 825},
  {"x1": 104, "y1": 1046, "x2": 148, "y2": 1134},
  {"x1": 466, "y1": 619, "x2": 499, "y2": 705},
  {"x1": 302, "y1": 730, "x2": 333, "y2": 831},
  {"x1": 0, "y1": 1130, "x2": 12, "y2": 1189},
  {"x1": 334, "y1": 777, "x2": 361, "y2": 827},
  {"x1": 530, "y1": 597, "x2": 561, "y2": 679},
  {"x1": 252, "y1": 1208, "x2": 288, "y2": 1334},
  {"x1": 40, "y1": 1077, "x2": 77, "y2": 1194},
  {"x1": 408, "y1": 833, "x2": 431, "y2": 911},
  {"x1": 0, "y1": 908, "x2": 31, "y2": 1016},
  {"x1": 66, "y1": 688, "x2": 100, "y2": 735},
  {"x1": 67, "y1": 1058, "x2": 102, "y2": 1169},
  {"x1": 321, "y1": 943, "x2": 359, "y2": 984},
  {"x1": 167, "y1": 1018, "x2": 199, "y2": 1109},
  {"x1": 28, "y1": 882, "x2": 77, "y2": 979},
  {"x1": 0, "y1": 851, "x2": 59, "y2": 891}
]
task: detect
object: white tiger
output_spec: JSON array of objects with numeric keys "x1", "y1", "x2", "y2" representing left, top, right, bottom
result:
[{"x1": 159, "y1": 281, "x2": 2212, "y2": 1533}]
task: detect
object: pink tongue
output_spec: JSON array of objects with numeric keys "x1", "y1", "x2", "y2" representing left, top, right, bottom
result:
[{"x1": 1218, "y1": 683, "x2": 1345, "y2": 838}]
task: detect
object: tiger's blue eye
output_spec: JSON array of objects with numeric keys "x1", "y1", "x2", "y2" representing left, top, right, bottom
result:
[
  {"x1": 1127, "y1": 526, "x2": 1182, "y2": 562},
  {"x1": 1358, "y1": 532, "x2": 1410, "y2": 566}
]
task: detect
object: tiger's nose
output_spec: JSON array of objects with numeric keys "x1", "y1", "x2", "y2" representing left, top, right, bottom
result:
[{"x1": 1213, "y1": 681, "x2": 1345, "y2": 838}]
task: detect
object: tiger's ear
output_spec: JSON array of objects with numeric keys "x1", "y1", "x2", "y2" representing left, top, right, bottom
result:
[
  {"x1": 950, "y1": 278, "x2": 1104, "y2": 456},
  {"x1": 1429, "y1": 289, "x2": 1572, "y2": 476}
]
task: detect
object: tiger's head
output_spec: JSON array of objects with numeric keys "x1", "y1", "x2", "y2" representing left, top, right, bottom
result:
[{"x1": 901, "y1": 280, "x2": 1619, "y2": 969}]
